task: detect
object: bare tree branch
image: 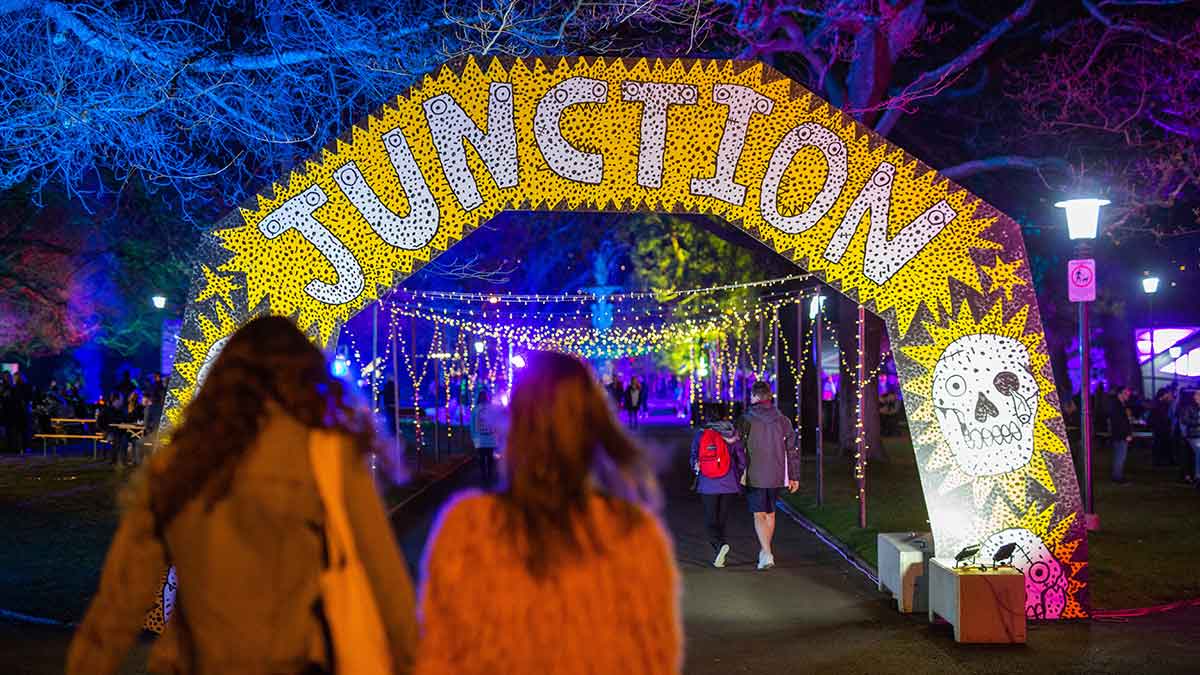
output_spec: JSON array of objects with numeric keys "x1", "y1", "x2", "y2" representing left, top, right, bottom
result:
[{"x1": 939, "y1": 155, "x2": 1072, "y2": 180}]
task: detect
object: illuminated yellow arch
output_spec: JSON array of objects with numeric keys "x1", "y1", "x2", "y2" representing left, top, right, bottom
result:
[{"x1": 171, "y1": 56, "x2": 1087, "y2": 617}]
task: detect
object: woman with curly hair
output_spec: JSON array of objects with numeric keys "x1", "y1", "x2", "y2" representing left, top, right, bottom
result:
[
  {"x1": 415, "y1": 351, "x2": 681, "y2": 674},
  {"x1": 68, "y1": 316, "x2": 415, "y2": 675}
]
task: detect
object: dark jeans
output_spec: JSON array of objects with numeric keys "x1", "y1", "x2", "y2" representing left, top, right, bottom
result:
[
  {"x1": 1152, "y1": 434, "x2": 1174, "y2": 466},
  {"x1": 1111, "y1": 439, "x2": 1128, "y2": 481},
  {"x1": 626, "y1": 409, "x2": 640, "y2": 429},
  {"x1": 477, "y1": 447, "x2": 496, "y2": 488},
  {"x1": 1179, "y1": 438, "x2": 1196, "y2": 480},
  {"x1": 701, "y1": 493, "x2": 735, "y2": 552}
]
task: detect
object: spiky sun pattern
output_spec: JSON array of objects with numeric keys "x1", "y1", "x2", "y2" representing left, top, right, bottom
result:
[
  {"x1": 165, "y1": 56, "x2": 1086, "y2": 614},
  {"x1": 902, "y1": 298, "x2": 1087, "y2": 617}
]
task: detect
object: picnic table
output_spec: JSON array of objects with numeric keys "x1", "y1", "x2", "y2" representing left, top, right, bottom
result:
[{"x1": 33, "y1": 418, "x2": 106, "y2": 458}]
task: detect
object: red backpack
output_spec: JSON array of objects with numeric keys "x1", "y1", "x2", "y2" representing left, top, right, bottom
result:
[{"x1": 697, "y1": 429, "x2": 732, "y2": 479}]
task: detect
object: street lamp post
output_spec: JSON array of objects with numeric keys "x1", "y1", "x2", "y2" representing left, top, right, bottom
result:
[
  {"x1": 1142, "y1": 276, "x2": 1160, "y2": 398},
  {"x1": 1055, "y1": 198, "x2": 1108, "y2": 532}
]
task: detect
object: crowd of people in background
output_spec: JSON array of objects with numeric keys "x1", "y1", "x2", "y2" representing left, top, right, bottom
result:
[
  {"x1": 604, "y1": 374, "x2": 651, "y2": 428},
  {"x1": 0, "y1": 369, "x2": 167, "y2": 465},
  {"x1": 1098, "y1": 381, "x2": 1200, "y2": 489}
]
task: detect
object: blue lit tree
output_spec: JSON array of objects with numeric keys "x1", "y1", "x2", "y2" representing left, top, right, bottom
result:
[{"x1": 1, "y1": 0, "x2": 1195, "y2": 365}]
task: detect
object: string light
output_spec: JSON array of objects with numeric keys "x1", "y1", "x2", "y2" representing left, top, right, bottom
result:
[{"x1": 389, "y1": 274, "x2": 809, "y2": 305}]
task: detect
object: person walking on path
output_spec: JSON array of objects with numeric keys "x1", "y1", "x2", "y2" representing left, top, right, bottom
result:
[
  {"x1": 415, "y1": 351, "x2": 681, "y2": 675},
  {"x1": 1109, "y1": 386, "x2": 1134, "y2": 483},
  {"x1": 68, "y1": 317, "x2": 416, "y2": 675},
  {"x1": 624, "y1": 376, "x2": 646, "y2": 429},
  {"x1": 739, "y1": 381, "x2": 800, "y2": 571},
  {"x1": 690, "y1": 406, "x2": 747, "y2": 568},
  {"x1": 470, "y1": 389, "x2": 502, "y2": 488}
]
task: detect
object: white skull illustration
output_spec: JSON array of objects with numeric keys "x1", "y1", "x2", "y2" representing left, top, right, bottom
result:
[
  {"x1": 979, "y1": 527, "x2": 1067, "y2": 619},
  {"x1": 931, "y1": 333, "x2": 1038, "y2": 476}
]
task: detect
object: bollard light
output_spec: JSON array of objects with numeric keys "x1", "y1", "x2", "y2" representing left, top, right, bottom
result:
[{"x1": 1054, "y1": 198, "x2": 1109, "y2": 240}]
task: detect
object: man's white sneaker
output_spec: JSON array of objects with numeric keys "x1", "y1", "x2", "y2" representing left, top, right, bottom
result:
[
  {"x1": 757, "y1": 551, "x2": 775, "y2": 570},
  {"x1": 713, "y1": 544, "x2": 731, "y2": 568}
]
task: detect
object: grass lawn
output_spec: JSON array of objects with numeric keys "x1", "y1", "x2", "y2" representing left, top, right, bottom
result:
[
  {"x1": 0, "y1": 441, "x2": 471, "y2": 624},
  {"x1": 0, "y1": 457, "x2": 124, "y2": 622},
  {"x1": 783, "y1": 435, "x2": 1200, "y2": 610}
]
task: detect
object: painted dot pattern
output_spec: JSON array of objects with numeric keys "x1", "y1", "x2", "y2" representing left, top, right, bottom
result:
[{"x1": 166, "y1": 56, "x2": 1087, "y2": 618}]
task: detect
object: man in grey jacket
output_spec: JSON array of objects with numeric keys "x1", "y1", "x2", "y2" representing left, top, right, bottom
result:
[{"x1": 739, "y1": 381, "x2": 800, "y2": 570}]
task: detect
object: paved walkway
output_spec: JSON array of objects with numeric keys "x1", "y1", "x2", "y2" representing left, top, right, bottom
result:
[
  {"x1": 644, "y1": 425, "x2": 1200, "y2": 674},
  {"x1": 5, "y1": 426, "x2": 1200, "y2": 673}
]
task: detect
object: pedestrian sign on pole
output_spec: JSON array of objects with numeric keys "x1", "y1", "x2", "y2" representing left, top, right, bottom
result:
[{"x1": 1068, "y1": 258, "x2": 1096, "y2": 302}]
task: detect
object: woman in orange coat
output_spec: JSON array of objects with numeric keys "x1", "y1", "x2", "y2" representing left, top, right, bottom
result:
[{"x1": 415, "y1": 351, "x2": 682, "y2": 674}]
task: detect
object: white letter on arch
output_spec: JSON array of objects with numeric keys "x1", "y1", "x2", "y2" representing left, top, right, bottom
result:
[
  {"x1": 534, "y1": 77, "x2": 608, "y2": 184},
  {"x1": 622, "y1": 81, "x2": 698, "y2": 188},
  {"x1": 691, "y1": 83, "x2": 774, "y2": 206},
  {"x1": 822, "y1": 161, "x2": 955, "y2": 285},
  {"x1": 423, "y1": 82, "x2": 518, "y2": 211},
  {"x1": 257, "y1": 185, "x2": 365, "y2": 305},
  {"x1": 759, "y1": 123, "x2": 848, "y2": 234},
  {"x1": 332, "y1": 128, "x2": 440, "y2": 250}
]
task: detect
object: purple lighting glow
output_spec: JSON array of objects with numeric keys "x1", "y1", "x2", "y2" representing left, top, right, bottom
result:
[
  {"x1": 1162, "y1": 349, "x2": 1200, "y2": 377},
  {"x1": 1134, "y1": 328, "x2": 1198, "y2": 364}
]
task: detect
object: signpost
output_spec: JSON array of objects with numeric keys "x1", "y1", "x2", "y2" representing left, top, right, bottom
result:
[
  {"x1": 1068, "y1": 259, "x2": 1096, "y2": 303},
  {"x1": 1068, "y1": 257, "x2": 1099, "y2": 530}
]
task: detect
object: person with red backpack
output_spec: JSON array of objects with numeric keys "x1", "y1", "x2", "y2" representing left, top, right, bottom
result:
[{"x1": 690, "y1": 405, "x2": 747, "y2": 568}]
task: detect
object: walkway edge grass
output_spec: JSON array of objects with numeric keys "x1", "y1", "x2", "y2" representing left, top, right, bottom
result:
[{"x1": 776, "y1": 498, "x2": 879, "y2": 587}]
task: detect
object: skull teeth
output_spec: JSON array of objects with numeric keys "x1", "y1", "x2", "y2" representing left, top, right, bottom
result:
[{"x1": 964, "y1": 421, "x2": 1024, "y2": 449}]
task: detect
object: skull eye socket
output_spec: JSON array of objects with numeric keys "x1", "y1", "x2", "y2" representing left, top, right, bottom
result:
[
  {"x1": 1029, "y1": 561, "x2": 1050, "y2": 582},
  {"x1": 945, "y1": 375, "x2": 967, "y2": 397},
  {"x1": 994, "y1": 371, "x2": 1021, "y2": 396}
]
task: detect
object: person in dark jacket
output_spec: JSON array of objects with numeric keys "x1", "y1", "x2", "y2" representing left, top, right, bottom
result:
[
  {"x1": 1178, "y1": 389, "x2": 1200, "y2": 488},
  {"x1": 1109, "y1": 386, "x2": 1134, "y2": 483},
  {"x1": 690, "y1": 406, "x2": 747, "y2": 568},
  {"x1": 738, "y1": 381, "x2": 800, "y2": 570},
  {"x1": 1, "y1": 371, "x2": 19, "y2": 453},
  {"x1": 1149, "y1": 388, "x2": 1175, "y2": 467},
  {"x1": 623, "y1": 377, "x2": 647, "y2": 429}
]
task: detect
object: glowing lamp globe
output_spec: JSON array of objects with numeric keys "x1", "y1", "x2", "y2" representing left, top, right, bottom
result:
[
  {"x1": 331, "y1": 354, "x2": 350, "y2": 378},
  {"x1": 474, "y1": 340, "x2": 486, "y2": 354},
  {"x1": 1054, "y1": 198, "x2": 1109, "y2": 240},
  {"x1": 1142, "y1": 277, "x2": 1160, "y2": 294},
  {"x1": 151, "y1": 295, "x2": 167, "y2": 309},
  {"x1": 510, "y1": 354, "x2": 526, "y2": 369}
]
